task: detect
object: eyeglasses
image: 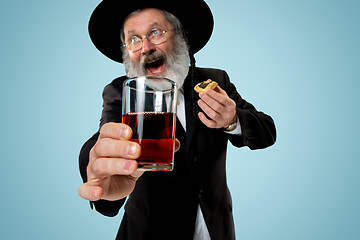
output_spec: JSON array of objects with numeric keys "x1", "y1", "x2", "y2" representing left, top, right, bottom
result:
[{"x1": 123, "y1": 28, "x2": 169, "y2": 52}]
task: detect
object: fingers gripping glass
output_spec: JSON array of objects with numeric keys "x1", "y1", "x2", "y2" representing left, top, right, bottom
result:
[{"x1": 124, "y1": 29, "x2": 169, "y2": 52}]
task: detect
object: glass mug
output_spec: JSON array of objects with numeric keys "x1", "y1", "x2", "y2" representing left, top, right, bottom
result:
[{"x1": 122, "y1": 76, "x2": 177, "y2": 171}]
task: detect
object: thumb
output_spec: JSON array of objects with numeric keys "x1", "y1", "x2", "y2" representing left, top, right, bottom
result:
[
  {"x1": 78, "y1": 179, "x2": 104, "y2": 201},
  {"x1": 175, "y1": 138, "x2": 180, "y2": 152}
]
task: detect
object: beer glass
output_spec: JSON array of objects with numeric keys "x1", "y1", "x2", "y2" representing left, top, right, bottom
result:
[{"x1": 122, "y1": 76, "x2": 177, "y2": 171}]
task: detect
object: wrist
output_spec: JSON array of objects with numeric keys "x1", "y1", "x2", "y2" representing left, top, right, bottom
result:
[{"x1": 223, "y1": 115, "x2": 237, "y2": 132}]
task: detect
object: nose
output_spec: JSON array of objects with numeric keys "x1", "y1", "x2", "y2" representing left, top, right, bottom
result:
[{"x1": 141, "y1": 37, "x2": 156, "y2": 54}]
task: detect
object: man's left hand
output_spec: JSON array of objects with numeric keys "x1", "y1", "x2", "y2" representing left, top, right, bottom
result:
[{"x1": 197, "y1": 82, "x2": 237, "y2": 129}]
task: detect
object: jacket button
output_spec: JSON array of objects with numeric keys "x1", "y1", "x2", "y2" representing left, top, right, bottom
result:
[{"x1": 246, "y1": 136, "x2": 255, "y2": 144}]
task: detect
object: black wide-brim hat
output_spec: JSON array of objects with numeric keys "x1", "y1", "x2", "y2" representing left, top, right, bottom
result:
[{"x1": 88, "y1": 0, "x2": 214, "y2": 63}]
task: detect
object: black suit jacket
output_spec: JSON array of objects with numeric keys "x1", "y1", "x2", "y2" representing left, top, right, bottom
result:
[{"x1": 79, "y1": 68, "x2": 276, "y2": 240}]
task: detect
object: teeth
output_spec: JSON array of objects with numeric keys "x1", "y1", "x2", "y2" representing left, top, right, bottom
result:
[{"x1": 146, "y1": 58, "x2": 161, "y2": 64}]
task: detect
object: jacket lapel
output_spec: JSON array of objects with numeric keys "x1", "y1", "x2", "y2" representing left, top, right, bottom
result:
[{"x1": 183, "y1": 79, "x2": 198, "y2": 154}]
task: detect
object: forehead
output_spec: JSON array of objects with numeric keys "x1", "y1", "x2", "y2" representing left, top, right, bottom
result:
[{"x1": 123, "y1": 8, "x2": 171, "y2": 34}]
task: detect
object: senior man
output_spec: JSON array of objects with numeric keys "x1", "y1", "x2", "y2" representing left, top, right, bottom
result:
[{"x1": 78, "y1": 0, "x2": 276, "y2": 239}]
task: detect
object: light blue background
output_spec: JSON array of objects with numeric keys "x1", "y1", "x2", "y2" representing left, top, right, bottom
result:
[{"x1": 0, "y1": 0, "x2": 359, "y2": 239}]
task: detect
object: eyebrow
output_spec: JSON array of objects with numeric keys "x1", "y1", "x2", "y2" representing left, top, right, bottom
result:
[{"x1": 126, "y1": 22, "x2": 161, "y2": 36}]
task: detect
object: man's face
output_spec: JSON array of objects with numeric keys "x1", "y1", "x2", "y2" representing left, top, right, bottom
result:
[{"x1": 123, "y1": 8, "x2": 175, "y2": 77}]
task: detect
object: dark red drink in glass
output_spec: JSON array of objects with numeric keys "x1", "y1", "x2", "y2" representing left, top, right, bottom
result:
[
  {"x1": 122, "y1": 76, "x2": 178, "y2": 171},
  {"x1": 122, "y1": 111, "x2": 176, "y2": 170}
]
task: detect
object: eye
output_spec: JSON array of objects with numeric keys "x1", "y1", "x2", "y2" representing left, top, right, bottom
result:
[
  {"x1": 130, "y1": 35, "x2": 141, "y2": 43},
  {"x1": 149, "y1": 29, "x2": 161, "y2": 38}
]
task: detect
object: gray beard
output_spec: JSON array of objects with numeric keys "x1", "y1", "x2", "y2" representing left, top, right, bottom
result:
[{"x1": 122, "y1": 34, "x2": 189, "y2": 90}]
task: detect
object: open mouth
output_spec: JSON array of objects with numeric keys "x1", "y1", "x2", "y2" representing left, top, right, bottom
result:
[{"x1": 144, "y1": 56, "x2": 165, "y2": 75}]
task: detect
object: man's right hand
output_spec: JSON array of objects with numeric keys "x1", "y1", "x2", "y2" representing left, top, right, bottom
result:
[{"x1": 78, "y1": 122, "x2": 143, "y2": 201}]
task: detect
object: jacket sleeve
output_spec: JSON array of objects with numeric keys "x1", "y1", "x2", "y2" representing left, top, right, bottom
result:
[
  {"x1": 78, "y1": 78, "x2": 127, "y2": 217},
  {"x1": 221, "y1": 70, "x2": 277, "y2": 149}
]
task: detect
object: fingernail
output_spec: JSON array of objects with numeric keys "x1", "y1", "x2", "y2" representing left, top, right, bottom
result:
[
  {"x1": 199, "y1": 92, "x2": 204, "y2": 98},
  {"x1": 126, "y1": 143, "x2": 137, "y2": 156},
  {"x1": 119, "y1": 128, "x2": 129, "y2": 138},
  {"x1": 89, "y1": 178, "x2": 100, "y2": 184},
  {"x1": 122, "y1": 160, "x2": 134, "y2": 171}
]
